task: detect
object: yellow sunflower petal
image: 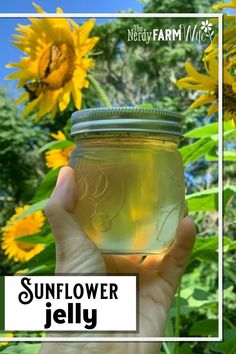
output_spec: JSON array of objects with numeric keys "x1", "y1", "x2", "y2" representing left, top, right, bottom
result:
[
  {"x1": 56, "y1": 7, "x2": 64, "y2": 13},
  {"x1": 185, "y1": 61, "x2": 216, "y2": 85},
  {"x1": 190, "y1": 94, "x2": 216, "y2": 109},
  {"x1": 72, "y1": 87, "x2": 82, "y2": 110},
  {"x1": 35, "y1": 91, "x2": 61, "y2": 121},
  {"x1": 22, "y1": 95, "x2": 42, "y2": 117},
  {"x1": 59, "y1": 82, "x2": 72, "y2": 111},
  {"x1": 207, "y1": 103, "x2": 218, "y2": 117},
  {"x1": 176, "y1": 78, "x2": 216, "y2": 90},
  {"x1": 207, "y1": 58, "x2": 218, "y2": 81},
  {"x1": 213, "y1": 1, "x2": 236, "y2": 9},
  {"x1": 80, "y1": 37, "x2": 100, "y2": 56},
  {"x1": 32, "y1": 2, "x2": 45, "y2": 13},
  {"x1": 224, "y1": 66, "x2": 234, "y2": 85},
  {"x1": 224, "y1": 110, "x2": 236, "y2": 122},
  {"x1": 16, "y1": 92, "x2": 29, "y2": 104},
  {"x1": 51, "y1": 131, "x2": 66, "y2": 141},
  {"x1": 50, "y1": 104, "x2": 58, "y2": 119},
  {"x1": 45, "y1": 146, "x2": 74, "y2": 169},
  {"x1": 79, "y1": 19, "x2": 96, "y2": 43}
]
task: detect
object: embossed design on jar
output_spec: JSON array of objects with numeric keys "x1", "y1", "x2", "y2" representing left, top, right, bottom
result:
[
  {"x1": 74, "y1": 152, "x2": 126, "y2": 233},
  {"x1": 155, "y1": 201, "x2": 184, "y2": 241}
]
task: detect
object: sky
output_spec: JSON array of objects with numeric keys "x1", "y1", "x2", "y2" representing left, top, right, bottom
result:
[
  {"x1": 0, "y1": 0, "x2": 144, "y2": 88},
  {"x1": 0, "y1": 0, "x2": 144, "y2": 13}
]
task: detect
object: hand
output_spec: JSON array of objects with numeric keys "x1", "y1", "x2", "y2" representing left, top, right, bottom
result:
[{"x1": 39, "y1": 166, "x2": 196, "y2": 354}]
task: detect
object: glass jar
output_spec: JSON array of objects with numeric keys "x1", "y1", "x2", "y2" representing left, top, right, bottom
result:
[{"x1": 70, "y1": 107, "x2": 185, "y2": 254}]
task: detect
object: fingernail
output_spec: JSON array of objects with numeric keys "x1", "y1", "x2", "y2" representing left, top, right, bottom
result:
[{"x1": 56, "y1": 167, "x2": 70, "y2": 188}]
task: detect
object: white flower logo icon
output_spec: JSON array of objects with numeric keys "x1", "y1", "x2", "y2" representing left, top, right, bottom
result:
[
  {"x1": 201, "y1": 20, "x2": 212, "y2": 32},
  {"x1": 200, "y1": 20, "x2": 214, "y2": 39}
]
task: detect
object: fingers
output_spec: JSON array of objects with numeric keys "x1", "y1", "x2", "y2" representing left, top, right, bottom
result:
[
  {"x1": 158, "y1": 216, "x2": 196, "y2": 293},
  {"x1": 44, "y1": 166, "x2": 105, "y2": 273},
  {"x1": 44, "y1": 166, "x2": 81, "y2": 244}
]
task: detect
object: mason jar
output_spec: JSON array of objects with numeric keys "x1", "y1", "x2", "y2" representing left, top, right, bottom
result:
[{"x1": 69, "y1": 107, "x2": 185, "y2": 254}]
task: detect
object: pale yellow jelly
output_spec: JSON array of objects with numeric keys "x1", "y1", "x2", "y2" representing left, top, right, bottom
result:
[{"x1": 71, "y1": 135, "x2": 185, "y2": 254}]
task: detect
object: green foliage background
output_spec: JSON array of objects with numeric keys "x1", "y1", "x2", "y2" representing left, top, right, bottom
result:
[{"x1": 0, "y1": 0, "x2": 235, "y2": 353}]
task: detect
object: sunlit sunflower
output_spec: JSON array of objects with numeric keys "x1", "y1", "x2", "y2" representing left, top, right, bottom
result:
[
  {"x1": 6, "y1": 3, "x2": 99, "y2": 121},
  {"x1": 45, "y1": 130, "x2": 75, "y2": 169},
  {"x1": 1, "y1": 206, "x2": 45, "y2": 263},
  {"x1": 176, "y1": 57, "x2": 236, "y2": 124}
]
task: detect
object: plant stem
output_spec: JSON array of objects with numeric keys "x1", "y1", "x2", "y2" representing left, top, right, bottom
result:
[
  {"x1": 87, "y1": 74, "x2": 111, "y2": 107},
  {"x1": 163, "y1": 342, "x2": 172, "y2": 354},
  {"x1": 223, "y1": 316, "x2": 234, "y2": 329},
  {"x1": 174, "y1": 282, "x2": 182, "y2": 354}
]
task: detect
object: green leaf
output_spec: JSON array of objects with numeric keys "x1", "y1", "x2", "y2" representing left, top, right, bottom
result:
[
  {"x1": 169, "y1": 301, "x2": 215, "y2": 318},
  {"x1": 26, "y1": 263, "x2": 55, "y2": 275},
  {"x1": 207, "y1": 151, "x2": 236, "y2": 162},
  {"x1": 192, "y1": 288, "x2": 209, "y2": 301},
  {"x1": 185, "y1": 123, "x2": 219, "y2": 138},
  {"x1": 32, "y1": 169, "x2": 59, "y2": 202},
  {"x1": 179, "y1": 138, "x2": 215, "y2": 165},
  {"x1": 189, "y1": 319, "x2": 218, "y2": 336},
  {"x1": 186, "y1": 185, "x2": 236, "y2": 212},
  {"x1": 38, "y1": 139, "x2": 74, "y2": 153},
  {"x1": 15, "y1": 233, "x2": 53, "y2": 245},
  {"x1": 137, "y1": 103, "x2": 154, "y2": 108},
  {"x1": 224, "y1": 185, "x2": 236, "y2": 208},
  {"x1": 185, "y1": 121, "x2": 233, "y2": 140},
  {"x1": 224, "y1": 129, "x2": 236, "y2": 140},
  {"x1": 224, "y1": 236, "x2": 236, "y2": 252},
  {"x1": 223, "y1": 151, "x2": 236, "y2": 161},
  {"x1": 15, "y1": 243, "x2": 55, "y2": 272},
  {"x1": 186, "y1": 187, "x2": 218, "y2": 211},
  {"x1": 181, "y1": 121, "x2": 234, "y2": 164},
  {"x1": 189, "y1": 236, "x2": 218, "y2": 264},
  {"x1": 1, "y1": 343, "x2": 40, "y2": 354},
  {"x1": 209, "y1": 328, "x2": 236, "y2": 353},
  {"x1": 16, "y1": 200, "x2": 48, "y2": 219},
  {"x1": 178, "y1": 343, "x2": 193, "y2": 354}
]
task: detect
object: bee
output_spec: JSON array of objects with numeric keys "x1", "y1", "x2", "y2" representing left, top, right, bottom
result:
[{"x1": 24, "y1": 79, "x2": 46, "y2": 100}]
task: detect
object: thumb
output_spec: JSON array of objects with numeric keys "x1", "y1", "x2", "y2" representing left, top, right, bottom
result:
[{"x1": 44, "y1": 166, "x2": 105, "y2": 273}]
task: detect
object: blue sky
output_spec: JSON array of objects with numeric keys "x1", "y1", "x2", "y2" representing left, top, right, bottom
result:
[
  {"x1": 0, "y1": 0, "x2": 143, "y2": 89},
  {"x1": 0, "y1": 0, "x2": 144, "y2": 13}
]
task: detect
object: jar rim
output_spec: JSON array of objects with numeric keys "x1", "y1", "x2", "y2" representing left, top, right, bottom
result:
[{"x1": 70, "y1": 107, "x2": 183, "y2": 137}]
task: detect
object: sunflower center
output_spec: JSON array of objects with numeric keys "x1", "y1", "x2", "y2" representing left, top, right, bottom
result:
[
  {"x1": 223, "y1": 84, "x2": 236, "y2": 114},
  {"x1": 38, "y1": 42, "x2": 75, "y2": 90},
  {"x1": 15, "y1": 241, "x2": 36, "y2": 252}
]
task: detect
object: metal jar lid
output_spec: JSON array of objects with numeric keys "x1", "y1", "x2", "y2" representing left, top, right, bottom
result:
[{"x1": 70, "y1": 107, "x2": 183, "y2": 136}]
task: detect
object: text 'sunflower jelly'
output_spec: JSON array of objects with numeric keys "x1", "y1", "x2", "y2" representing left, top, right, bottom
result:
[{"x1": 70, "y1": 107, "x2": 185, "y2": 254}]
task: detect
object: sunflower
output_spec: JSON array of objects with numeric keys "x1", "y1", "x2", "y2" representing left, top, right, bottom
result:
[
  {"x1": 1, "y1": 206, "x2": 45, "y2": 263},
  {"x1": 176, "y1": 57, "x2": 236, "y2": 124},
  {"x1": 6, "y1": 3, "x2": 99, "y2": 120},
  {"x1": 45, "y1": 130, "x2": 75, "y2": 169}
]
